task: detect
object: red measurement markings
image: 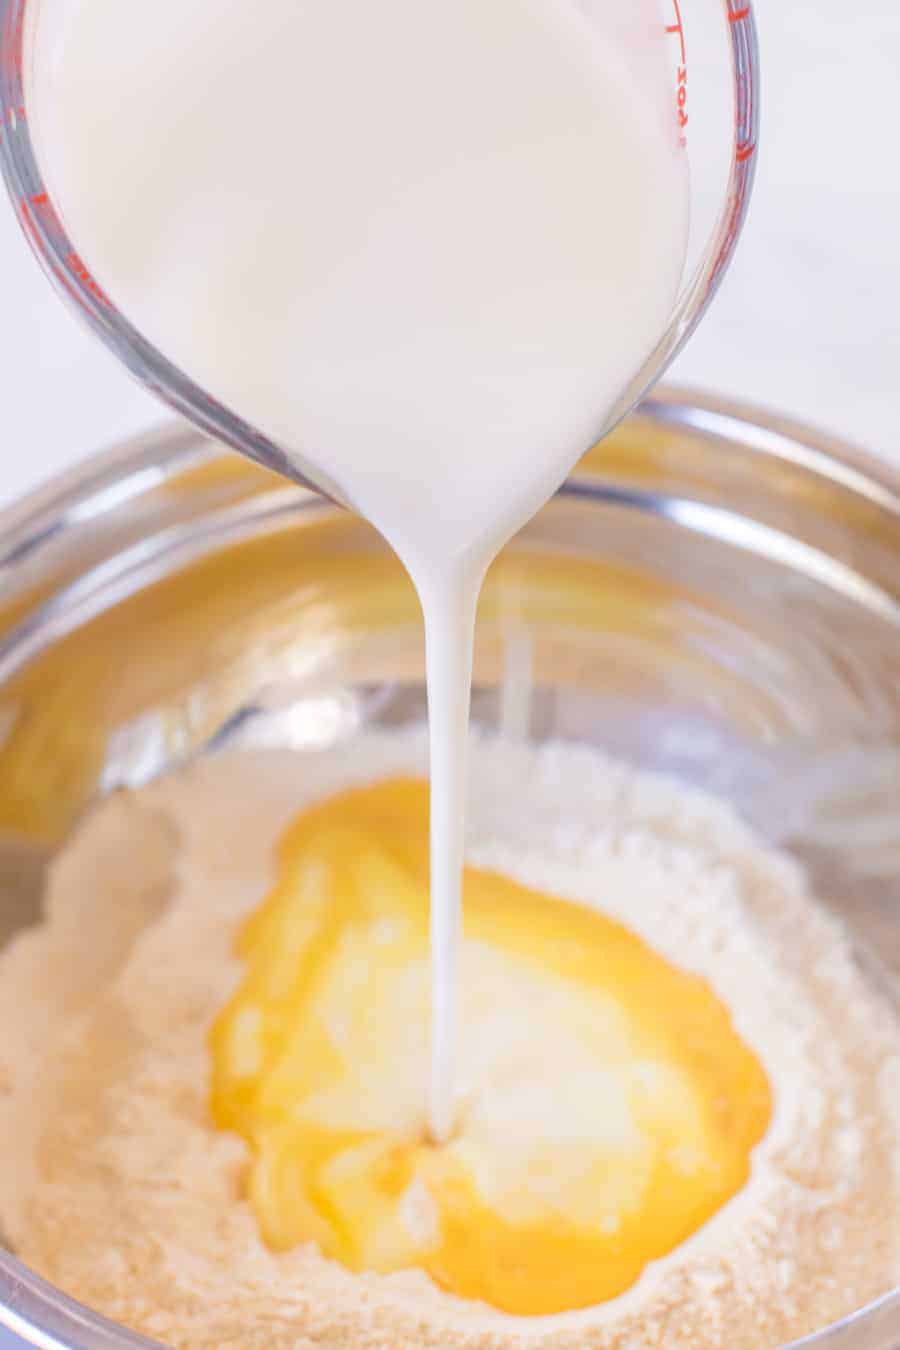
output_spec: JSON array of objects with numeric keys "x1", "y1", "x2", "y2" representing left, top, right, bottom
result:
[
  {"x1": 17, "y1": 193, "x2": 44, "y2": 269},
  {"x1": 728, "y1": 3, "x2": 756, "y2": 164},
  {"x1": 666, "y1": 0, "x2": 687, "y2": 63},
  {"x1": 666, "y1": 0, "x2": 688, "y2": 146},
  {"x1": 66, "y1": 251, "x2": 109, "y2": 304},
  {"x1": 18, "y1": 193, "x2": 39, "y2": 225},
  {"x1": 1, "y1": 1, "x2": 26, "y2": 122},
  {"x1": 1, "y1": 2, "x2": 25, "y2": 90},
  {"x1": 19, "y1": 193, "x2": 110, "y2": 307}
]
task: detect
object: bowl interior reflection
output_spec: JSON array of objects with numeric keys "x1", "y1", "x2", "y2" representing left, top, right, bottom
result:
[{"x1": 0, "y1": 392, "x2": 898, "y2": 1349}]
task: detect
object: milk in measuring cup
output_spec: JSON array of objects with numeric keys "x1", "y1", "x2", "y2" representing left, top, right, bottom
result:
[{"x1": 27, "y1": 0, "x2": 690, "y2": 1141}]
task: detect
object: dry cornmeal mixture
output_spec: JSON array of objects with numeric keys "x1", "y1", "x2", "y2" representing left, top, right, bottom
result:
[{"x1": 0, "y1": 732, "x2": 898, "y2": 1349}]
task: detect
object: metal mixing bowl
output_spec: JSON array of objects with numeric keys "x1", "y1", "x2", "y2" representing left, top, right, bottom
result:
[{"x1": 0, "y1": 389, "x2": 897, "y2": 1349}]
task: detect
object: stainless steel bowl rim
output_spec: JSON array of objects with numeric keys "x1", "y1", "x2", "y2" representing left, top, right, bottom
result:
[
  {"x1": 2, "y1": 389, "x2": 899, "y2": 576},
  {"x1": 0, "y1": 387, "x2": 897, "y2": 1350}
]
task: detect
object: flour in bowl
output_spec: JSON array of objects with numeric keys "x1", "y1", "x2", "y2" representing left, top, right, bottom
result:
[{"x1": 0, "y1": 732, "x2": 898, "y2": 1348}]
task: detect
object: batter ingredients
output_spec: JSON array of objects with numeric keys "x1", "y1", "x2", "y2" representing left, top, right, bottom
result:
[
  {"x1": 28, "y1": 0, "x2": 690, "y2": 1141},
  {"x1": 210, "y1": 779, "x2": 771, "y2": 1315},
  {"x1": 0, "y1": 734, "x2": 898, "y2": 1349}
]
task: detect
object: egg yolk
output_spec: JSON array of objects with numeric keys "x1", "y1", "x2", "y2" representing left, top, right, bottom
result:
[{"x1": 210, "y1": 778, "x2": 771, "y2": 1315}]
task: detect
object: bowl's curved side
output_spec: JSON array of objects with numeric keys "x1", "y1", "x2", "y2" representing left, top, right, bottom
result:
[{"x1": 0, "y1": 391, "x2": 897, "y2": 1350}]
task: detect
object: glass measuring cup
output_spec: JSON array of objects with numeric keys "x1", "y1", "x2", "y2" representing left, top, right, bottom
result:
[{"x1": 0, "y1": 0, "x2": 759, "y2": 496}]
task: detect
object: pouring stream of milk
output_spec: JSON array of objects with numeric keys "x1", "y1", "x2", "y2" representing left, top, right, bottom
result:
[{"x1": 28, "y1": 0, "x2": 689, "y2": 1142}]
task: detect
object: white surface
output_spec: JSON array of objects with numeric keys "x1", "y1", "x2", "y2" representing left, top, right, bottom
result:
[{"x1": 1, "y1": 0, "x2": 899, "y2": 514}]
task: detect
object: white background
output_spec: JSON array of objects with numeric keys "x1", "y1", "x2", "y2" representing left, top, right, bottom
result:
[
  {"x1": 0, "y1": 0, "x2": 898, "y2": 1345},
  {"x1": 1, "y1": 0, "x2": 899, "y2": 511}
]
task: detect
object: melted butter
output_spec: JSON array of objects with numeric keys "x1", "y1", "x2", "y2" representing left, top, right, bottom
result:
[{"x1": 210, "y1": 778, "x2": 771, "y2": 1315}]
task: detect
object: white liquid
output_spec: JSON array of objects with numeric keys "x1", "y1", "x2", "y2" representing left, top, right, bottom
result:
[{"x1": 28, "y1": 0, "x2": 689, "y2": 1142}]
